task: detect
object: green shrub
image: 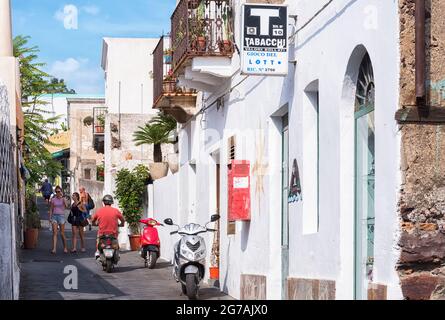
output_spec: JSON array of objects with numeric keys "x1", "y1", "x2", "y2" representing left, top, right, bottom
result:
[{"x1": 114, "y1": 165, "x2": 150, "y2": 235}]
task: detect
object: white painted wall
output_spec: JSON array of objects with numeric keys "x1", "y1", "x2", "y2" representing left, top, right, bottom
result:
[
  {"x1": 290, "y1": 0, "x2": 402, "y2": 299},
  {"x1": 101, "y1": 38, "x2": 159, "y2": 115},
  {"x1": 154, "y1": 0, "x2": 402, "y2": 300}
]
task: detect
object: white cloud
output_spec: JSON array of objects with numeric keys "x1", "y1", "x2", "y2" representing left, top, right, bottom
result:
[
  {"x1": 82, "y1": 5, "x2": 100, "y2": 15},
  {"x1": 49, "y1": 58, "x2": 103, "y2": 94}
]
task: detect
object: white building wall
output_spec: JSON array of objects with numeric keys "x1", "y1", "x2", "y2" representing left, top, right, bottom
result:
[
  {"x1": 290, "y1": 0, "x2": 402, "y2": 299},
  {"x1": 156, "y1": 0, "x2": 403, "y2": 300}
]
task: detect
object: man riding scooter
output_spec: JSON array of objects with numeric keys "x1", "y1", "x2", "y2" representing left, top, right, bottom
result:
[{"x1": 91, "y1": 195, "x2": 125, "y2": 260}]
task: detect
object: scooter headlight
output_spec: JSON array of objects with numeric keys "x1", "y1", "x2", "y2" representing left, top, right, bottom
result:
[{"x1": 181, "y1": 248, "x2": 194, "y2": 260}]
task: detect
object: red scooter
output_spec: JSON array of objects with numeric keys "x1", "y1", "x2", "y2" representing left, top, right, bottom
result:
[{"x1": 139, "y1": 218, "x2": 163, "y2": 269}]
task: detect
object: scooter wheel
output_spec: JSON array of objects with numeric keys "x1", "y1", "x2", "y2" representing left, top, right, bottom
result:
[{"x1": 186, "y1": 274, "x2": 198, "y2": 300}]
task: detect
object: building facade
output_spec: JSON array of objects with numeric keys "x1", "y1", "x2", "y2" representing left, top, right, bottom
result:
[
  {"x1": 0, "y1": 0, "x2": 25, "y2": 300},
  {"x1": 149, "y1": 0, "x2": 445, "y2": 300},
  {"x1": 101, "y1": 37, "x2": 173, "y2": 249}
]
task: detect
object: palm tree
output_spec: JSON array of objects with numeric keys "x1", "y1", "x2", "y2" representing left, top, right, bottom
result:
[{"x1": 133, "y1": 114, "x2": 177, "y2": 162}]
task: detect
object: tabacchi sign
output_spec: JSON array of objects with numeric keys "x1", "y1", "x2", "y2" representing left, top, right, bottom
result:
[{"x1": 241, "y1": 4, "x2": 288, "y2": 76}]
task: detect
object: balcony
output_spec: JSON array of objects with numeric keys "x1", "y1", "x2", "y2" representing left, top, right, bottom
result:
[
  {"x1": 153, "y1": 36, "x2": 198, "y2": 123},
  {"x1": 93, "y1": 107, "x2": 106, "y2": 153},
  {"x1": 171, "y1": 0, "x2": 236, "y2": 91}
]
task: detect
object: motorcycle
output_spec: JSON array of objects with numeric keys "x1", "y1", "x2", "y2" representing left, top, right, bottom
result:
[
  {"x1": 139, "y1": 218, "x2": 163, "y2": 269},
  {"x1": 164, "y1": 214, "x2": 220, "y2": 300},
  {"x1": 98, "y1": 234, "x2": 120, "y2": 273}
]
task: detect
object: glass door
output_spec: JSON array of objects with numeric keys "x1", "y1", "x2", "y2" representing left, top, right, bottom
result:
[{"x1": 354, "y1": 53, "x2": 375, "y2": 300}]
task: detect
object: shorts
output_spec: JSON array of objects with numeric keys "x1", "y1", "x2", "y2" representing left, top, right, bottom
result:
[{"x1": 51, "y1": 215, "x2": 66, "y2": 225}]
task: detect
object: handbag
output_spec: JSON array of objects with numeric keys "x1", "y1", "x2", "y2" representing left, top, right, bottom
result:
[
  {"x1": 87, "y1": 194, "x2": 95, "y2": 210},
  {"x1": 67, "y1": 211, "x2": 74, "y2": 224}
]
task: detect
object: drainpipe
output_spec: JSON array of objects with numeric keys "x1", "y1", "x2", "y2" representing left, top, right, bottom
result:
[
  {"x1": 415, "y1": 0, "x2": 426, "y2": 105},
  {"x1": 0, "y1": 0, "x2": 13, "y2": 57}
]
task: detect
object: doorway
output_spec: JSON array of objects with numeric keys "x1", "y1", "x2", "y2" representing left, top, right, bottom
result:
[{"x1": 354, "y1": 53, "x2": 375, "y2": 300}]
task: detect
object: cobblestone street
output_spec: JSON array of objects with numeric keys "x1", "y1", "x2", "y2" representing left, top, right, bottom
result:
[{"x1": 19, "y1": 198, "x2": 231, "y2": 300}]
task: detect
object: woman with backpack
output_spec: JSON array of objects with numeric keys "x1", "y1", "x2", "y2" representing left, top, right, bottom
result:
[{"x1": 68, "y1": 192, "x2": 88, "y2": 253}]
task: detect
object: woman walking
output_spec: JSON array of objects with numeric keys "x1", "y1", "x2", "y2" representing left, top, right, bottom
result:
[
  {"x1": 49, "y1": 186, "x2": 69, "y2": 254},
  {"x1": 69, "y1": 192, "x2": 87, "y2": 253}
]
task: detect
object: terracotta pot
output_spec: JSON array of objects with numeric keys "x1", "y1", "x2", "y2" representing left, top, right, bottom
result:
[
  {"x1": 209, "y1": 267, "x2": 219, "y2": 279},
  {"x1": 197, "y1": 37, "x2": 207, "y2": 51},
  {"x1": 149, "y1": 162, "x2": 169, "y2": 180},
  {"x1": 95, "y1": 126, "x2": 104, "y2": 133},
  {"x1": 219, "y1": 40, "x2": 232, "y2": 54},
  {"x1": 129, "y1": 235, "x2": 141, "y2": 251},
  {"x1": 163, "y1": 80, "x2": 176, "y2": 93},
  {"x1": 24, "y1": 228, "x2": 39, "y2": 249}
]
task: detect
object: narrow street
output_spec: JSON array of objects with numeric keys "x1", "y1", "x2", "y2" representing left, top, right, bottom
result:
[{"x1": 19, "y1": 197, "x2": 231, "y2": 300}]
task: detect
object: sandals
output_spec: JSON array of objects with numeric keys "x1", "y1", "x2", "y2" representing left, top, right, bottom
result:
[
  {"x1": 50, "y1": 250, "x2": 56, "y2": 255},
  {"x1": 70, "y1": 249, "x2": 77, "y2": 254}
]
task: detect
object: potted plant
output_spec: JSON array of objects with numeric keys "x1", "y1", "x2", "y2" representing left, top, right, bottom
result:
[
  {"x1": 191, "y1": 1, "x2": 207, "y2": 52},
  {"x1": 133, "y1": 113, "x2": 177, "y2": 180},
  {"x1": 219, "y1": 5, "x2": 233, "y2": 54},
  {"x1": 83, "y1": 116, "x2": 94, "y2": 127},
  {"x1": 24, "y1": 193, "x2": 41, "y2": 249},
  {"x1": 96, "y1": 114, "x2": 105, "y2": 133},
  {"x1": 115, "y1": 165, "x2": 150, "y2": 251},
  {"x1": 163, "y1": 70, "x2": 177, "y2": 94}
]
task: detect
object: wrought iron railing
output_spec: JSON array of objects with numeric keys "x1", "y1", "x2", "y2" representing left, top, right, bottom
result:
[
  {"x1": 153, "y1": 36, "x2": 198, "y2": 107},
  {"x1": 171, "y1": 0, "x2": 234, "y2": 72}
]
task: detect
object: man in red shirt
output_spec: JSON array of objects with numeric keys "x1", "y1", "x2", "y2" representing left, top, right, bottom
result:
[{"x1": 91, "y1": 195, "x2": 125, "y2": 258}]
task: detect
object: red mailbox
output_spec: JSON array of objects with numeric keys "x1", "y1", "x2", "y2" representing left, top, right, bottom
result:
[{"x1": 228, "y1": 160, "x2": 251, "y2": 221}]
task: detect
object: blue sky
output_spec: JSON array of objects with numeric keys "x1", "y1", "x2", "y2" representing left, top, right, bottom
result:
[{"x1": 12, "y1": 0, "x2": 177, "y2": 94}]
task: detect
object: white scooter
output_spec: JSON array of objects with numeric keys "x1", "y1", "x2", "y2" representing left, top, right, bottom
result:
[{"x1": 164, "y1": 214, "x2": 220, "y2": 300}]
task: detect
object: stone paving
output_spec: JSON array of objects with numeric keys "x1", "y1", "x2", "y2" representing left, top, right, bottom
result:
[{"x1": 19, "y1": 197, "x2": 232, "y2": 300}]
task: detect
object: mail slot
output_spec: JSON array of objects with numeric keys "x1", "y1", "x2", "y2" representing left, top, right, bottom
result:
[{"x1": 228, "y1": 160, "x2": 251, "y2": 221}]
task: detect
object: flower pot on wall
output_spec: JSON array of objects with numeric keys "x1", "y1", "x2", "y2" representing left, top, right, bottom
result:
[
  {"x1": 167, "y1": 153, "x2": 179, "y2": 174},
  {"x1": 188, "y1": 0, "x2": 200, "y2": 9},
  {"x1": 24, "y1": 228, "x2": 39, "y2": 249},
  {"x1": 163, "y1": 80, "x2": 176, "y2": 94},
  {"x1": 149, "y1": 162, "x2": 169, "y2": 180},
  {"x1": 197, "y1": 37, "x2": 207, "y2": 52},
  {"x1": 129, "y1": 235, "x2": 141, "y2": 251}
]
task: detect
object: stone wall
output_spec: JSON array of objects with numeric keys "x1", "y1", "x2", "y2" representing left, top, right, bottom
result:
[
  {"x1": 287, "y1": 278, "x2": 336, "y2": 300},
  {"x1": 398, "y1": 0, "x2": 445, "y2": 299},
  {"x1": 240, "y1": 274, "x2": 267, "y2": 300}
]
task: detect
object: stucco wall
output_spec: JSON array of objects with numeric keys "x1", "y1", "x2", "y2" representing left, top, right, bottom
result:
[
  {"x1": 398, "y1": 0, "x2": 445, "y2": 300},
  {"x1": 153, "y1": 173, "x2": 179, "y2": 262}
]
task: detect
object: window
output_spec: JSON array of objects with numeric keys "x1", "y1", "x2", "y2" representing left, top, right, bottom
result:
[{"x1": 84, "y1": 169, "x2": 91, "y2": 180}]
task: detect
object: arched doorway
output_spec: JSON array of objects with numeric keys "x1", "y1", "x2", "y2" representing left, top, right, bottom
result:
[{"x1": 354, "y1": 53, "x2": 375, "y2": 299}]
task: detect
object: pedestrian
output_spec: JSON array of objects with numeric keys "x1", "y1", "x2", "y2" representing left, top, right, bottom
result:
[
  {"x1": 49, "y1": 186, "x2": 69, "y2": 254},
  {"x1": 79, "y1": 186, "x2": 94, "y2": 230},
  {"x1": 40, "y1": 179, "x2": 53, "y2": 205},
  {"x1": 68, "y1": 192, "x2": 88, "y2": 253}
]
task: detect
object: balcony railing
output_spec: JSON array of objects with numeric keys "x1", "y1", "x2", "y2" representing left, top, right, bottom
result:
[
  {"x1": 171, "y1": 0, "x2": 234, "y2": 72},
  {"x1": 153, "y1": 36, "x2": 197, "y2": 108}
]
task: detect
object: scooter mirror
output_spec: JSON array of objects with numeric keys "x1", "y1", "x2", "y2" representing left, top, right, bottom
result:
[
  {"x1": 164, "y1": 218, "x2": 174, "y2": 226},
  {"x1": 210, "y1": 214, "x2": 221, "y2": 222}
]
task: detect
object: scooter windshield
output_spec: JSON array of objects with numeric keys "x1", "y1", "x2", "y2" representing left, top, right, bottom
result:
[{"x1": 178, "y1": 223, "x2": 206, "y2": 235}]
